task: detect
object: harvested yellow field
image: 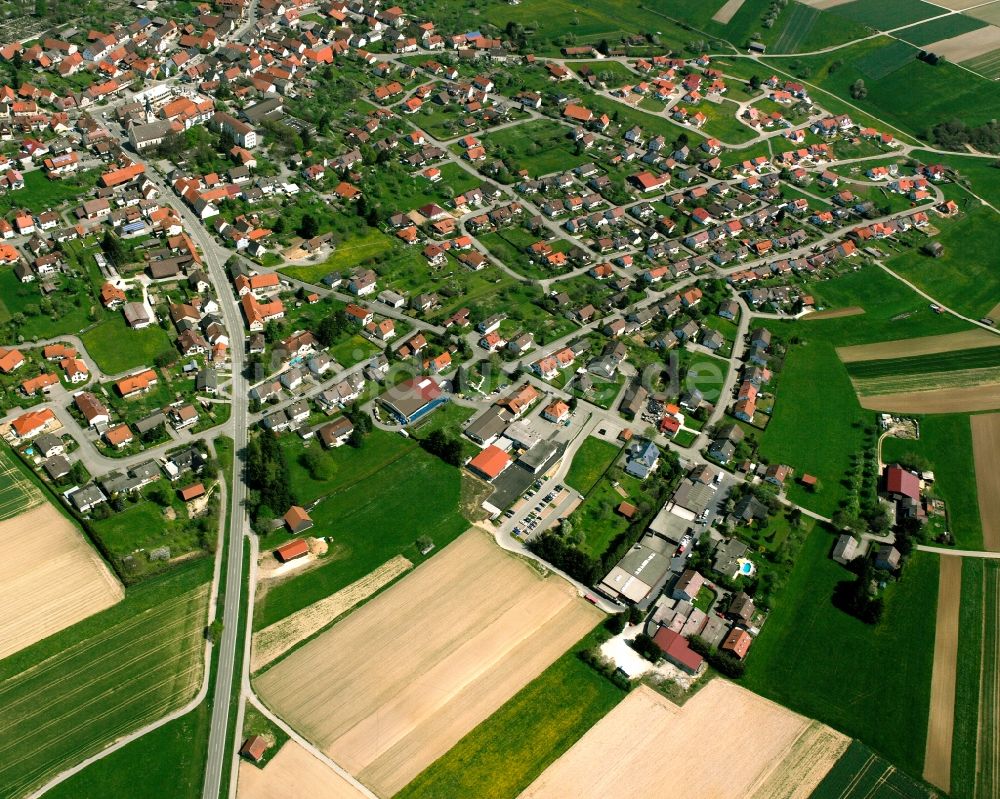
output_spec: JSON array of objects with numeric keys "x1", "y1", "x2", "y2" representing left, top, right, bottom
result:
[
  {"x1": 712, "y1": 0, "x2": 746, "y2": 24},
  {"x1": 520, "y1": 681, "x2": 849, "y2": 799},
  {"x1": 924, "y1": 556, "x2": 962, "y2": 793},
  {"x1": 860, "y1": 383, "x2": 1000, "y2": 413},
  {"x1": 837, "y1": 330, "x2": 1000, "y2": 363},
  {"x1": 256, "y1": 530, "x2": 602, "y2": 797},
  {"x1": 932, "y1": 0, "x2": 990, "y2": 9},
  {"x1": 0, "y1": 503, "x2": 123, "y2": 660},
  {"x1": 972, "y1": 414, "x2": 1000, "y2": 552},
  {"x1": 237, "y1": 740, "x2": 370, "y2": 799},
  {"x1": 968, "y1": 1, "x2": 1000, "y2": 25},
  {"x1": 926, "y1": 25, "x2": 1000, "y2": 61},
  {"x1": 251, "y1": 555, "x2": 412, "y2": 672},
  {"x1": 803, "y1": 306, "x2": 865, "y2": 321}
]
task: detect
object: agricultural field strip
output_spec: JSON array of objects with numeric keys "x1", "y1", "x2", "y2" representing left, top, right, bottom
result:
[
  {"x1": 820, "y1": 751, "x2": 895, "y2": 798},
  {"x1": 971, "y1": 414, "x2": 1000, "y2": 553},
  {"x1": 844, "y1": 347, "x2": 1000, "y2": 379},
  {"x1": 0, "y1": 588, "x2": 206, "y2": 794},
  {"x1": 773, "y1": 3, "x2": 819, "y2": 52},
  {"x1": 0, "y1": 589, "x2": 196, "y2": 693},
  {"x1": 836, "y1": 331, "x2": 1000, "y2": 363},
  {"x1": 964, "y1": 48, "x2": 1000, "y2": 78},
  {"x1": 859, "y1": 384, "x2": 1000, "y2": 413},
  {"x1": 251, "y1": 555, "x2": 413, "y2": 672},
  {"x1": 0, "y1": 659, "x2": 204, "y2": 798},
  {"x1": 0, "y1": 676, "x2": 200, "y2": 797},
  {"x1": 521, "y1": 681, "x2": 848, "y2": 799},
  {"x1": 0, "y1": 457, "x2": 42, "y2": 521},
  {"x1": 0, "y1": 616, "x2": 196, "y2": 722},
  {"x1": 922, "y1": 555, "x2": 961, "y2": 792},
  {"x1": 977, "y1": 563, "x2": 1000, "y2": 799},
  {"x1": 853, "y1": 366, "x2": 1000, "y2": 396}
]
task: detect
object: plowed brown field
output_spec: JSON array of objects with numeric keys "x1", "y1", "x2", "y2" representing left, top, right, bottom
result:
[
  {"x1": 519, "y1": 681, "x2": 849, "y2": 799},
  {"x1": 256, "y1": 530, "x2": 602, "y2": 797}
]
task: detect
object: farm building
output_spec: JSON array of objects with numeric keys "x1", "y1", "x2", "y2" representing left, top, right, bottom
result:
[
  {"x1": 240, "y1": 735, "x2": 269, "y2": 762},
  {"x1": 884, "y1": 464, "x2": 919, "y2": 502},
  {"x1": 651, "y1": 626, "x2": 703, "y2": 675},
  {"x1": 179, "y1": 483, "x2": 206, "y2": 502},
  {"x1": 275, "y1": 539, "x2": 310, "y2": 563},
  {"x1": 283, "y1": 505, "x2": 313, "y2": 534}
]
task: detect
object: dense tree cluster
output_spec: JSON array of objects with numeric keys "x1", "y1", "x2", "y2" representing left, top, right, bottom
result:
[
  {"x1": 245, "y1": 431, "x2": 296, "y2": 525},
  {"x1": 928, "y1": 119, "x2": 1000, "y2": 155}
]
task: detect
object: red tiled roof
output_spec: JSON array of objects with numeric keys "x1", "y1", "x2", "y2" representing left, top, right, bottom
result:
[
  {"x1": 652, "y1": 627, "x2": 703, "y2": 672},
  {"x1": 275, "y1": 538, "x2": 309, "y2": 562},
  {"x1": 468, "y1": 445, "x2": 511, "y2": 480}
]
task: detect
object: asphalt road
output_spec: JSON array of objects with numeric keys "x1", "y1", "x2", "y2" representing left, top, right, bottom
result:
[{"x1": 188, "y1": 195, "x2": 251, "y2": 799}]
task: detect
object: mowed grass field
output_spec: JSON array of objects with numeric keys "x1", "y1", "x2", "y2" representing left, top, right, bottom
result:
[
  {"x1": 759, "y1": 342, "x2": 864, "y2": 517},
  {"x1": 80, "y1": 315, "x2": 172, "y2": 375},
  {"x1": 564, "y1": 437, "x2": 621, "y2": 494},
  {"x1": 887, "y1": 205, "x2": 1000, "y2": 320},
  {"x1": 253, "y1": 430, "x2": 467, "y2": 628},
  {"x1": 741, "y1": 526, "x2": 938, "y2": 776},
  {"x1": 0, "y1": 559, "x2": 210, "y2": 799},
  {"x1": 482, "y1": 120, "x2": 589, "y2": 177},
  {"x1": 806, "y1": 265, "x2": 972, "y2": 347},
  {"x1": 396, "y1": 626, "x2": 625, "y2": 799},
  {"x1": 809, "y1": 740, "x2": 938, "y2": 799}
]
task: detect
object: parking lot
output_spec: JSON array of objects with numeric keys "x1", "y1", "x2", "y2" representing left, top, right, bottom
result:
[{"x1": 505, "y1": 482, "x2": 582, "y2": 542}]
